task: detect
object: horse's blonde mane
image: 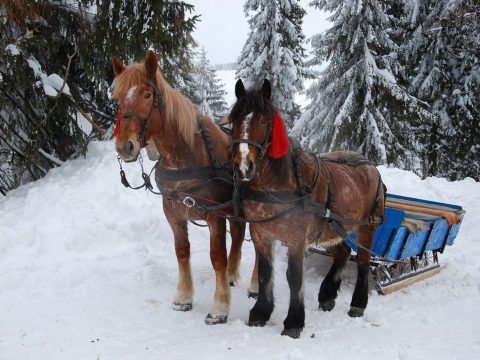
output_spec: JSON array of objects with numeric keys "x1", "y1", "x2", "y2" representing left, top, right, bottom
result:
[{"x1": 112, "y1": 62, "x2": 197, "y2": 146}]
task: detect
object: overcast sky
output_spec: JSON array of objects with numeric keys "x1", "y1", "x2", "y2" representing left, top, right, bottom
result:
[{"x1": 187, "y1": 0, "x2": 331, "y2": 65}]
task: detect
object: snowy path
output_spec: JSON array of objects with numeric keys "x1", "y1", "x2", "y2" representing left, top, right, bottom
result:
[{"x1": 1, "y1": 141, "x2": 479, "y2": 360}]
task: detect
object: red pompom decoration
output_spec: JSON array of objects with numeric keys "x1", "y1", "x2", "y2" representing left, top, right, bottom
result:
[
  {"x1": 113, "y1": 111, "x2": 121, "y2": 137},
  {"x1": 268, "y1": 112, "x2": 289, "y2": 158}
]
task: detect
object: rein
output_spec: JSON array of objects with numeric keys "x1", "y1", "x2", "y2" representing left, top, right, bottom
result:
[
  {"x1": 236, "y1": 152, "x2": 380, "y2": 229},
  {"x1": 116, "y1": 115, "x2": 236, "y2": 216},
  {"x1": 116, "y1": 147, "x2": 401, "y2": 264},
  {"x1": 230, "y1": 124, "x2": 389, "y2": 258}
]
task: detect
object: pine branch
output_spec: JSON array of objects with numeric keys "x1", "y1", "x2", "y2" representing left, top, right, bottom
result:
[
  {"x1": 0, "y1": 113, "x2": 56, "y2": 171},
  {"x1": 0, "y1": 132, "x2": 46, "y2": 176},
  {"x1": 48, "y1": 53, "x2": 106, "y2": 136}
]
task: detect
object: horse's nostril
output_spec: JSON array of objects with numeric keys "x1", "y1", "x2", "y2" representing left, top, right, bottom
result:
[{"x1": 127, "y1": 141, "x2": 134, "y2": 153}]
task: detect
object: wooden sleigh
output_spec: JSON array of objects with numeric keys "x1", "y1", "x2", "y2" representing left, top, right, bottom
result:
[{"x1": 309, "y1": 193, "x2": 466, "y2": 294}]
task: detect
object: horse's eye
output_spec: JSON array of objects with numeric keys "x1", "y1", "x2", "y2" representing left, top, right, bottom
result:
[
  {"x1": 144, "y1": 93, "x2": 152, "y2": 99},
  {"x1": 260, "y1": 117, "x2": 268, "y2": 125}
]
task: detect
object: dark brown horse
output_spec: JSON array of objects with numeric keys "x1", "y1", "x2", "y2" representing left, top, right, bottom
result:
[
  {"x1": 229, "y1": 79, "x2": 385, "y2": 338},
  {"x1": 112, "y1": 50, "x2": 257, "y2": 324}
]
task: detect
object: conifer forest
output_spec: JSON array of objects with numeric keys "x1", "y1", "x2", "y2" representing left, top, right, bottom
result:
[{"x1": 1, "y1": 0, "x2": 478, "y2": 195}]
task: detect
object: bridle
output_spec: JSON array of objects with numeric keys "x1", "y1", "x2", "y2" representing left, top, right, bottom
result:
[
  {"x1": 231, "y1": 112, "x2": 273, "y2": 161},
  {"x1": 120, "y1": 79, "x2": 163, "y2": 147}
]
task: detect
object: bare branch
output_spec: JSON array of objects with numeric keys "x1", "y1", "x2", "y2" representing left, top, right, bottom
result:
[
  {"x1": 69, "y1": 99, "x2": 107, "y2": 136},
  {"x1": 55, "y1": 52, "x2": 76, "y2": 99}
]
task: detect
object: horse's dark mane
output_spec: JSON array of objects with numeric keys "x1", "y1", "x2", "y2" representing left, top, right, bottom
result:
[
  {"x1": 229, "y1": 89, "x2": 293, "y2": 184},
  {"x1": 264, "y1": 146, "x2": 293, "y2": 186}
]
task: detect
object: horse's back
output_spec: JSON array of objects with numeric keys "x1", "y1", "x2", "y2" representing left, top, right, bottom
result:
[
  {"x1": 319, "y1": 151, "x2": 372, "y2": 166},
  {"x1": 316, "y1": 151, "x2": 382, "y2": 218}
]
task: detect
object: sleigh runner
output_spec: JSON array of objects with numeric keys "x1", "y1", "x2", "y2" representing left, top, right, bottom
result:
[{"x1": 309, "y1": 193, "x2": 465, "y2": 294}]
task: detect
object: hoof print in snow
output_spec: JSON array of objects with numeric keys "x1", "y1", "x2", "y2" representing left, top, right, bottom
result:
[
  {"x1": 205, "y1": 313, "x2": 227, "y2": 325},
  {"x1": 172, "y1": 302, "x2": 193, "y2": 312},
  {"x1": 348, "y1": 306, "x2": 365, "y2": 318}
]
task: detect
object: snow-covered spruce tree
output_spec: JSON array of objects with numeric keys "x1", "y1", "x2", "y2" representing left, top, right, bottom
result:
[
  {"x1": 401, "y1": 0, "x2": 480, "y2": 180},
  {"x1": 0, "y1": 0, "x2": 199, "y2": 194},
  {"x1": 193, "y1": 48, "x2": 229, "y2": 122},
  {"x1": 292, "y1": 0, "x2": 434, "y2": 170},
  {"x1": 79, "y1": 0, "x2": 199, "y2": 126},
  {"x1": 236, "y1": 0, "x2": 310, "y2": 129},
  {"x1": 0, "y1": 1, "x2": 90, "y2": 195}
]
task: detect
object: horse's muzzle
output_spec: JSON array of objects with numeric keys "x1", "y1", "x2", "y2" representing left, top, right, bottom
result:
[
  {"x1": 116, "y1": 140, "x2": 139, "y2": 163},
  {"x1": 234, "y1": 161, "x2": 255, "y2": 182}
]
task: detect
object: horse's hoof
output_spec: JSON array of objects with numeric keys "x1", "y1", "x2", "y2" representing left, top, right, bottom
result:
[
  {"x1": 248, "y1": 319, "x2": 266, "y2": 327},
  {"x1": 348, "y1": 306, "x2": 365, "y2": 318},
  {"x1": 281, "y1": 327, "x2": 302, "y2": 339},
  {"x1": 229, "y1": 281, "x2": 236, "y2": 287},
  {"x1": 205, "y1": 313, "x2": 228, "y2": 325},
  {"x1": 319, "y1": 299, "x2": 335, "y2": 312},
  {"x1": 248, "y1": 291, "x2": 258, "y2": 299},
  {"x1": 172, "y1": 302, "x2": 192, "y2": 312}
]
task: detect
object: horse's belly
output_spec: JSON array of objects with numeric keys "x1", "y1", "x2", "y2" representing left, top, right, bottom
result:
[{"x1": 244, "y1": 201, "x2": 324, "y2": 244}]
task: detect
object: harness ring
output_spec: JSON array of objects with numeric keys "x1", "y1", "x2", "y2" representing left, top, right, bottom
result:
[{"x1": 183, "y1": 196, "x2": 196, "y2": 208}]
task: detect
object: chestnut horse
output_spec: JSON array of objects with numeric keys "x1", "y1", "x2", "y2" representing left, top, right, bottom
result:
[
  {"x1": 112, "y1": 50, "x2": 257, "y2": 324},
  {"x1": 229, "y1": 79, "x2": 385, "y2": 338}
]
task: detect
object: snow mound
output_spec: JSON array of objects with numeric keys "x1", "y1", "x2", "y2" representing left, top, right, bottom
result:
[{"x1": 0, "y1": 141, "x2": 479, "y2": 359}]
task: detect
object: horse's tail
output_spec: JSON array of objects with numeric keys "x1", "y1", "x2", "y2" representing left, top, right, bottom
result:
[{"x1": 371, "y1": 176, "x2": 386, "y2": 224}]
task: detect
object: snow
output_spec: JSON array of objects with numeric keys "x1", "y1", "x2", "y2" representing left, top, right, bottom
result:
[
  {"x1": 76, "y1": 111, "x2": 93, "y2": 135},
  {"x1": 0, "y1": 136, "x2": 479, "y2": 359},
  {"x1": 26, "y1": 57, "x2": 71, "y2": 97},
  {"x1": 6, "y1": 44, "x2": 20, "y2": 56},
  {"x1": 45, "y1": 73, "x2": 71, "y2": 96}
]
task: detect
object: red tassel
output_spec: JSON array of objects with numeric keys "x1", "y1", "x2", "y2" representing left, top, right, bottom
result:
[
  {"x1": 269, "y1": 112, "x2": 289, "y2": 158},
  {"x1": 113, "y1": 111, "x2": 121, "y2": 137}
]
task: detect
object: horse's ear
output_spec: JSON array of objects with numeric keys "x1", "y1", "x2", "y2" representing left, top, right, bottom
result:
[
  {"x1": 112, "y1": 56, "x2": 125, "y2": 76},
  {"x1": 145, "y1": 49, "x2": 158, "y2": 80},
  {"x1": 235, "y1": 79, "x2": 246, "y2": 99},
  {"x1": 261, "y1": 79, "x2": 271, "y2": 100}
]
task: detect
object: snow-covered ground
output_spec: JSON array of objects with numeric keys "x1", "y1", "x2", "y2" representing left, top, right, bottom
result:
[
  {"x1": 1, "y1": 71, "x2": 480, "y2": 359},
  {"x1": 1, "y1": 141, "x2": 479, "y2": 359}
]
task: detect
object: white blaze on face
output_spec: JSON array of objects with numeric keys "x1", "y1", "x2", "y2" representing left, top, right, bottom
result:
[
  {"x1": 239, "y1": 112, "x2": 254, "y2": 175},
  {"x1": 125, "y1": 86, "x2": 138, "y2": 105}
]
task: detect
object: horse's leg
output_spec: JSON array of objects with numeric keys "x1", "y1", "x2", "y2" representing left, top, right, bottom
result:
[
  {"x1": 248, "y1": 252, "x2": 259, "y2": 299},
  {"x1": 226, "y1": 219, "x2": 245, "y2": 286},
  {"x1": 281, "y1": 244, "x2": 305, "y2": 339},
  {"x1": 348, "y1": 225, "x2": 375, "y2": 317},
  {"x1": 205, "y1": 216, "x2": 230, "y2": 325},
  {"x1": 248, "y1": 227, "x2": 274, "y2": 327},
  {"x1": 163, "y1": 204, "x2": 193, "y2": 311},
  {"x1": 318, "y1": 241, "x2": 351, "y2": 311}
]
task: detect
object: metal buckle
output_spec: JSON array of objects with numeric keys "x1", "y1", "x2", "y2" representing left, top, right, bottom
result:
[
  {"x1": 183, "y1": 196, "x2": 196, "y2": 208},
  {"x1": 325, "y1": 209, "x2": 331, "y2": 219}
]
